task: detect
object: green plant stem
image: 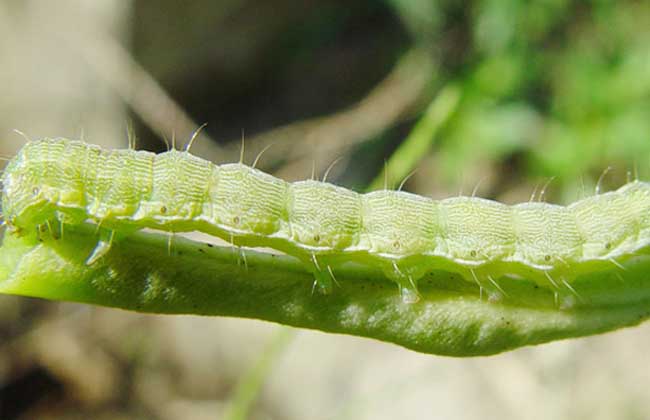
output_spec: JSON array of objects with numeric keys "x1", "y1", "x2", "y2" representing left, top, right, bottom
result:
[
  {"x1": 1, "y1": 224, "x2": 649, "y2": 357},
  {"x1": 368, "y1": 83, "x2": 461, "y2": 191},
  {"x1": 222, "y1": 327, "x2": 294, "y2": 420}
]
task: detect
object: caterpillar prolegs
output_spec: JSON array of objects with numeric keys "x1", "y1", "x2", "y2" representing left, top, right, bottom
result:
[{"x1": 3, "y1": 138, "x2": 650, "y2": 306}]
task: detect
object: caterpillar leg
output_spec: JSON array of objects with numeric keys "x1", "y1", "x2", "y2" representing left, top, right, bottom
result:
[
  {"x1": 558, "y1": 275, "x2": 584, "y2": 309},
  {"x1": 307, "y1": 253, "x2": 334, "y2": 295},
  {"x1": 238, "y1": 247, "x2": 248, "y2": 272},
  {"x1": 36, "y1": 219, "x2": 63, "y2": 241},
  {"x1": 543, "y1": 271, "x2": 584, "y2": 309},
  {"x1": 86, "y1": 229, "x2": 116, "y2": 265},
  {"x1": 384, "y1": 262, "x2": 421, "y2": 304},
  {"x1": 470, "y1": 269, "x2": 508, "y2": 302},
  {"x1": 46, "y1": 220, "x2": 58, "y2": 239},
  {"x1": 228, "y1": 234, "x2": 249, "y2": 271},
  {"x1": 167, "y1": 232, "x2": 175, "y2": 256},
  {"x1": 36, "y1": 223, "x2": 47, "y2": 241}
]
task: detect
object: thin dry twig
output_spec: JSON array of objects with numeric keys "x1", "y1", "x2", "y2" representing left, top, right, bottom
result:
[
  {"x1": 63, "y1": 29, "x2": 222, "y2": 154},
  {"x1": 237, "y1": 48, "x2": 437, "y2": 178}
]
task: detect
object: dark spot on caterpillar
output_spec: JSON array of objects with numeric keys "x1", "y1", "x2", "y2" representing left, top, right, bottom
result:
[
  {"x1": 32, "y1": 187, "x2": 39, "y2": 195},
  {"x1": 393, "y1": 241, "x2": 400, "y2": 249},
  {"x1": 199, "y1": 248, "x2": 205, "y2": 253},
  {"x1": 160, "y1": 206, "x2": 167, "y2": 214},
  {"x1": 605, "y1": 242, "x2": 612, "y2": 249},
  {"x1": 470, "y1": 250, "x2": 477, "y2": 257},
  {"x1": 314, "y1": 234, "x2": 320, "y2": 243},
  {"x1": 207, "y1": 244, "x2": 214, "y2": 248},
  {"x1": 233, "y1": 216, "x2": 240, "y2": 225},
  {"x1": 545, "y1": 255, "x2": 551, "y2": 262}
]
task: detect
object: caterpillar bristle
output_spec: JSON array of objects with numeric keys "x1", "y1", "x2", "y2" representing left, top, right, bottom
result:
[
  {"x1": 609, "y1": 257, "x2": 627, "y2": 271},
  {"x1": 161, "y1": 134, "x2": 171, "y2": 151},
  {"x1": 538, "y1": 176, "x2": 556, "y2": 203},
  {"x1": 126, "y1": 122, "x2": 137, "y2": 150},
  {"x1": 561, "y1": 277, "x2": 583, "y2": 303},
  {"x1": 252, "y1": 142, "x2": 275, "y2": 170},
  {"x1": 239, "y1": 129, "x2": 246, "y2": 164},
  {"x1": 12, "y1": 129, "x2": 32, "y2": 143},
  {"x1": 470, "y1": 269, "x2": 485, "y2": 300},
  {"x1": 310, "y1": 159, "x2": 316, "y2": 181},
  {"x1": 185, "y1": 123, "x2": 208, "y2": 153},
  {"x1": 487, "y1": 274, "x2": 508, "y2": 299},
  {"x1": 595, "y1": 166, "x2": 613, "y2": 195},
  {"x1": 322, "y1": 156, "x2": 343, "y2": 183},
  {"x1": 398, "y1": 168, "x2": 418, "y2": 192},
  {"x1": 326, "y1": 265, "x2": 340, "y2": 289}
]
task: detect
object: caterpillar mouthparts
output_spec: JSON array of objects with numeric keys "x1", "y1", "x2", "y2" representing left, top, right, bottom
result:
[{"x1": 3, "y1": 138, "x2": 649, "y2": 306}]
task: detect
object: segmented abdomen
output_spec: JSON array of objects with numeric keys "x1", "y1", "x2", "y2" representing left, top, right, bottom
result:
[{"x1": 3, "y1": 138, "x2": 650, "y2": 303}]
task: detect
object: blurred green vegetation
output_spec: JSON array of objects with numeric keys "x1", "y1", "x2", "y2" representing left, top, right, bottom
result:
[
  {"x1": 130, "y1": 0, "x2": 650, "y2": 204},
  {"x1": 429, "y1": 0, "x2": 650, "y2": 198}
]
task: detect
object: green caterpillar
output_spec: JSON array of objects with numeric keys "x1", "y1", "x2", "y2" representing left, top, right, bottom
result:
[{"x1": 3, "y1": 138, "x2": 649, "y2": 306}]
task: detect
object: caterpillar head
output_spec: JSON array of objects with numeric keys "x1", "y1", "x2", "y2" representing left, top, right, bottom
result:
[{"x1": 1, "y1": 146, "x2": 55, "y2": 229}]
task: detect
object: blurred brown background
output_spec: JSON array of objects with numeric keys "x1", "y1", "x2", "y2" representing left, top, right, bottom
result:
[{"x1": 1, "y1": 1, "x2": 650, "y2": 419}]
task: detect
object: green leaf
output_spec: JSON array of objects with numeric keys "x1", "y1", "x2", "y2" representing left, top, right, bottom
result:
[{"x1": 1, "y1": 223, "x2": 649, "y2": 357}]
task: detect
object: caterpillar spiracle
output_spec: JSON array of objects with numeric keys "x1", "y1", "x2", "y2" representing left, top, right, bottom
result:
[{"x1": 2, "y1": 138, "x2": 649, "y2": 306}]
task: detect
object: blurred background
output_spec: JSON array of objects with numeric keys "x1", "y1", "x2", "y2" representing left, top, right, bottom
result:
[{"x1": 1, "y1": 1, "x2": 650, "y2": 419}]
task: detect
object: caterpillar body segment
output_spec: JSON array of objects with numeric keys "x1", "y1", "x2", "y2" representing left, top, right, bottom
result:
[{"x1": 3, "y1": 138, "x2": 650, "y2": 305}]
